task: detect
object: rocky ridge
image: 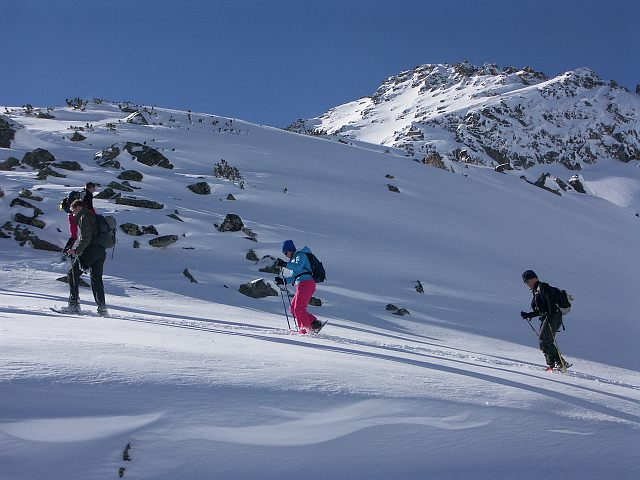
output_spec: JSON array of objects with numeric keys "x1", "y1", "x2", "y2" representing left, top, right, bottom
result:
[{"x1": 290, "y1": 62, "x2": 640, "y2": 171}]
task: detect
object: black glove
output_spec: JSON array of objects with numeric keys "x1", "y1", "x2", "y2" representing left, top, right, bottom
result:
[
  {"x1": 274, "y1": 277, "x2": 284, "y2": 285},
  {"x1": 520, "y1": 311, "x2": 534, "y2": 319},
  {"x1": 275, "y1": 258, "x2": 287, "y2": 268}
]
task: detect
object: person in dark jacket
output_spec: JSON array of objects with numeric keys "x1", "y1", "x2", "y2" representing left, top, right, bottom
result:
[
  {"x1": 60, "y1": 200, "x2": 108, "y2": 316},
  {"x1": 274, "y1": 240, "x2": 323, "y2": 334},
  {"x1": 82, "y1": 182, "x2": 96, "y2": 213},
  {"x1": 62, "y1": 183, "x2": 95, "y2": 261},
  {"x1": 520, "y1": 270, "x2": 568, "y2": 370}
]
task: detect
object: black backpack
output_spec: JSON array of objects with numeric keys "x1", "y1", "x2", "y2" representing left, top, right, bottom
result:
[
  {"x1": 59, "y1": 190, "x2": 82, "y2": 213},
  {"x1": 294, "y1": 252, "x2": 326, "y2": 283},
  {"x1": 546, "y1": 284, "x2": 573, "y2": 315},
  {"x1": 307, "y1": 252, "x2": 326, "y2": 283}
]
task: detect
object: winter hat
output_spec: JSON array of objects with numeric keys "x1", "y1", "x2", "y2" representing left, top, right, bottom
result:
[
  {"x1": 281, "y1": 240, "x2": 296, "y2": 253},
  {"x1": 522, "y1": 270, "x2": 537, "y2": 283}
]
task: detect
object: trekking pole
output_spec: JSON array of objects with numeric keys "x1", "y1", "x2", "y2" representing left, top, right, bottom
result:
[
  {"x1": 279, "y1": 286, "x2": 292, "y2": 330},
  {"x1": 278, "y1": 267, "x2": 292, "y2": 330},
  {"x1": 524, "y1": 317, "x2": 538, "y2": 336},
  {"x1": 280, "y1": 267, "x2": 298, "y2": 330},
  {"x1": 68, "y1": 254, "x2": 79, "y2": 304}
]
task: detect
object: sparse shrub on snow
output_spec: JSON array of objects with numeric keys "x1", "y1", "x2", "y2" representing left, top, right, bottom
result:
[
  {"x1": 213, "y1": 159, "x2": 245, "y2": 189},
  {"x1": 65, "y1": 97, "x2": 88, "y2": 110}
]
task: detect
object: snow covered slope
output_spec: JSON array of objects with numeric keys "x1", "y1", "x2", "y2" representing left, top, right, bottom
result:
[{"x1": 1, "y1": 101, "x2": 639, "y2": 479}]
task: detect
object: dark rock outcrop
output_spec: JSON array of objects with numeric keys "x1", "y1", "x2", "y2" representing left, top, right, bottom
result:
[
  {"x1": 0, "y1": 116, "x2": 16, "y2": 148},
  {"x1": 95, "y1": 145, "x2": 121, "y2": 168},
  {"x1": 70, "y1": 132, "x2": 86, "y2": 142},
  {"x1": 0, "y1": 157, "x2": 20, "y2": 171},
  {"x1": 187, "y1": 182, "x2": 211, "y2": 195},
  {"x1": 22, "y1": 148, "x2": 55, "y2": 169},
  {"x1": 239, "y1": 278, "x2": 278, "y2": 298},
  {"x1": 124, "y1": 142, "x2": 173, "y2": 169},
  {"x1": 36, "y1": 166, "x2": 66, "y2": 180},
  {"x1": 52, "y1": 160, "x2": 83, "y2": 171},
  {"x1": 309, "y1": 297, "x2": 322, "y2": 307},
  {"x1": 216, "y1": 213, "x2": 244, "y2": 232},
  {"x1": 149, "y1": 235, "x2": 179, "y2": 248},
  {"x1": 124, "y1": 112, "x2": 149, "y2": 125},
  {"x1": 14, "y1": 213, "x2": 46, "y2": 229},
  {"x1": 107, "y1": 181, "x2": 134, "y2": 192},
  {"x1": 95, "y1": 187, "x2": 119, "y2": 200},
  {"x1": 117, "y1": 170, "x2": 144, "y2": 182},
  {"x1": 183, "y1": 268, "x2": 198, "y2": 283},
  {"x1": 257, "y1": 255, "x2": 280, "y2": 274},
  {"x1": 10, "y1": 224, "x2": 62, "y2": 251},
  {"x1": 115, "y1": 197, "x2": 164, "y2": 209},
  {"x1": 120, "y1": 223, "x2": 159, "y2": 236},
  {"x1": 568, "y1": 175, "x2": 587, "y2": 194},
  {"x1": 10, "y1": 198, "x2": 44, "y2": 216},
  {"x1": 19, "y1": 188, "x2": 43, "y2": 201}
]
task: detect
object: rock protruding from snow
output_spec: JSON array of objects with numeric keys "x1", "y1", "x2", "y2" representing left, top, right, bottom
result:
[
  {"x1": 117, "y1": 170, "x2": 144, "y2": 182},
  {"x1": 22, "y1": 148, "x2": 55, "y2": 170},
  {"x1": 187, "y1": 182, "x2": 211, "y2": 195},
  {"x1": 216, "y1": 213, "x2": 244, "y2": 232},
  {"x1": 149, "y1": 235, "x2": 179, "y2": 248},
  {"x1": 95, "y1": 145, "x2": 122, "y2": 169},
  {"x1": 239, "y1": 278, "x2": 278, "y2": 298},
  {"x1": 0, "y1": 115, "x2": 16, "y2": 148},
  {"x1": 115, "y1": 197, "x2": 164, "y2": 209},
  {"x1": 124, "y1": 142, "x2": 174, "y2": 169}
]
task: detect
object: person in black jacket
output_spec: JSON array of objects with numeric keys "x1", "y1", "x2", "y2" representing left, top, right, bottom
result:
[
  {"x1": 60, "y1": 200, "x2": 108, "y2": 316},
  {"x1": 520, "y1": 270, "x2": 568, "y2": 370},
  {"x1": 82, "y1": 182, "x2": 96, "y2": 213}
]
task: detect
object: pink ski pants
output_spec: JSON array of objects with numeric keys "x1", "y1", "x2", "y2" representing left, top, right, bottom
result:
[{"x1": 290, "y1": 279, "x2": 317, "y2": 331}]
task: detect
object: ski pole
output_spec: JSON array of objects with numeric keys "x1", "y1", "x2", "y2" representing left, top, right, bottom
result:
[
  {"x1": 281, "y1": 267, "x2": 298, "y2": 330},
  {"x1": 68, "y1": 254, "x2": 79, "y2": 304},
  {"x1": 278, "y1": 267, "x2": 292, "y2": 330},
  {"x1": 279, "y1": 286, "x2": 291, "y2": 330},
  {"x1": 524, "y1": 317, "x2": 538, "y2": 336}
]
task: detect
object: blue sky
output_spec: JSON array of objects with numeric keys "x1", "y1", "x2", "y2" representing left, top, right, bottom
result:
[{"x1": 2, "y1": 0, "x2": 638, "y2": 127}]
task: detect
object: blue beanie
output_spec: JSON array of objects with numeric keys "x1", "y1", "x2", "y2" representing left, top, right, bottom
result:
[{"x1": 281, "y1": 240, "x2": 296, "y2": 253}]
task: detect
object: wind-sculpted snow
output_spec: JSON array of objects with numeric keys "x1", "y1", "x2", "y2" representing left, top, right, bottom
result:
[
  {"x1": 0, "y1": 413, "x2": 163, "y2": 442},
  {"x1": 173, "y1": 400, "x2": 491, "y2": 446}
]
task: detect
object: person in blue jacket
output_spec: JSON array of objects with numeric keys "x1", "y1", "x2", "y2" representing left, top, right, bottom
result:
[{"x1": 275, "y1": 240, "x2": 323, "y2": 334}]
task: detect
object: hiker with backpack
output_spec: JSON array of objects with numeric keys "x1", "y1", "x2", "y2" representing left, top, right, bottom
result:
[
  {"x1": 60, "y1": 183, "x2": 97, "y2": 260},
  {"x1": 274, "y1": 240, "x2": 324, "y2": 334},
  {"x1": 520, "y1": 270, "x2": 570, "y2": 371},
  {"x1": 60, "y1": 199, "x2": 108, "y2": 316}
]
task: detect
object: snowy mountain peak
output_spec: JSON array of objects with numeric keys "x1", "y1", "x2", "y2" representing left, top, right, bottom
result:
[{"x1": 292, "y1": 62, "x2": 639, "y2": 171}]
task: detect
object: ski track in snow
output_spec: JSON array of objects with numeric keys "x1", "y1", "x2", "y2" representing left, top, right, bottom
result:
[
  {"x1": 23, "y1": 303, "x2": 640, "y2": 428},
  {"x1": 67, "y1": 306, "x2": 639, "y2": 394}
]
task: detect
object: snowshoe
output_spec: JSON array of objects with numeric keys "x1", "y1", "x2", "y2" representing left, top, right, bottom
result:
[
  {"x1": 310, "y1": 319, "x2": 328, "y2": 334},
  {"x1": 51, "y1": 305, "x2": 81, "y2": 314}
]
